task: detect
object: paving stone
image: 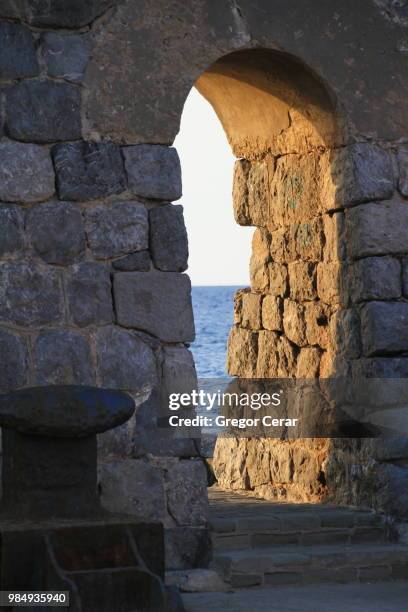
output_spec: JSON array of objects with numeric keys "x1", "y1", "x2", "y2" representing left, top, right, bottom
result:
[
  {"x1": 65, "y1": 262, "x2": 113, "y2": 327},
  {"x1": 149, "y1": 204, "x2": 188, "y2": 272},
  {"x1": 361, "y1": 301, "x2": 408, "y2": 356},
  {"x1": 114, "y1": 271, "x2": 195, "y2": 342},
  {"x1": 6, "y1": 81, "x2": 81, "y2": 143},
  {"x1": 0, "y1": 328, "x2": 29, "y2": 392},
  {"x1": 0, "y1": 204, "x2": 24, "y2": 257},
  {"x1": 0, "y1": 262, "x2": 62, "y2": 326},
  {"x1": 112, "y1": 251, "x2": 152, "y2": 271},
  {"x1": 397, "y1": 148, "x2": 408, "y2": 197},
  {"x1": 0, "y1": 142, "x2": 55, "y2": 203},
  {"x1": 53, "y1": 141, "x2": 126, "y2": 201},
  {"x1": 27, "y1": 201, "x2": 85, "y2": 265},
  {"x1": 22, "y1": 0, "x2": 115, "y2": 28},
  {"x1": 41, "y1": 32, "x2": 91, "y2": 83},
  {"x1": 351, "y1": 256, "x2": 401, "y2": 302},
  {"x1": 0, "y1": 21, "x2": 39, "y2": 79},
  {"x1": 123, "y1": 145, "x2": 182, "y2": 200},
  {"x1": 33, "y1": 329, "x2": 94, "y2": 386},
  {"x1": 85, "y1": 201, "x2": 148, "y2": 259}
]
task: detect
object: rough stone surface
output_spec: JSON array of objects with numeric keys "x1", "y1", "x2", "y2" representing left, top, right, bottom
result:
[
  {"x1": 330, "y1": 309, "x2": 361, "y2": 359},
  {"x1": 41, "y1": 32, "x2": 91, "y2": 83},
  {"x1": 361, "y1": 302, "x2": 408, "y2": 356},
  {"x1": 296, "y1": 347, "x2": 321, "y2": 378},
  {"x1": 323, "y1": 213, "x2": 346, "y2": 262},
  {"x1": 0, "y1": 204, "x2": 24, "y2": 257},
  {"x1": 20, "y1": 0, "x2": 115, "y2": 28},
  {"x1": 250, "y1": 229, "x2": 270, "y2": 292},
  {"x1": 227, "y1": 327, "x2": 258, "y2": 377},
  {"x1": 65, "y1": 262, "x2": 113, "y2": 327},
  {"x1": 233, "y1": 159, "x2": 271, "y2": 227},
  {"x1": 6, "y1": 81, "x2": 82, "y2": 143},
  {"x1": 85, "y1": 201, "x2": 148, "y2": 259},
  {"x1": 288, "y1": 261, "x2": 317, "y2": 301},
  {"x1": 166, "y1": 527, "x2": 211, "y2": 571},
  {"x1": 257, "y1": 330, "x2": 279, "y2": 377},
  {"x1": 0, "y1": 329, "x2": 28, "y2": 392},
  {"x1": 27, "y1": 201, "x2": 85, "y2": 265},
  {"x1": 351, "y1": 257, "x2": 401, "y2": 302},
  {"x1": 269, "y1": 263, "x2": 288, "y2": 297},
  {"x1": 0, "y1": 142, "x2": 55, "y2": 203},
  {"x1": 262, "y1": 295, "x2": 283, "y2": 331},
  {"x1": 283, "y1": 299, "x2": 306, "y2": 347},
  {"x1": 123, "y1": 145, "x2": 182, "y2": 200},
  {"x1": 149, "y1": 204, "x2": 188, "y2": 272},
  {"x1": 96, "y1": 325, "x2": 157, "y2": 393},
  {"x1": 167, "y1": 569, "x2": 227, "y2": 593},
  {"x1": 0, "y1": 21, "x2": 38, "y2": 79},
  {"x1": 304, "y1": 302, "x2": 330, "y2": 348},
  {"x1": 397, "y1": 148, "x2": 408, "y2": 197},
  {"x1": 0, "y1": 262, "x2": 62, "y2": 327},
  {"x1": 53, "y1": 142, "x2": 126, "y2": 201},
  {"x1": 114, "y1": 271, "x2": 195, "y2": 342},
  {"x1": 112, "y1": 251, "x2": 151, "y2": 272},
  {"x1": 317, "y1": 262, "x2": 342, "y2": 304},
  {"x1": 33, "y1": 330, "x2": 94, "y2": 386},
  {"x1": 241, "y1": 293, "x2": 262, "y2": 330},
  {"x1": 403, "y1": 258, "x2": 408, "y2": 297},
  {"x1": 166, "y1": 460, "x2": 209, "y2": 526}
]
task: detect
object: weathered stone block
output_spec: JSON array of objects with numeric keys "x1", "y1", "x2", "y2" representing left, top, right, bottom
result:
[
  {"x1": 123, "y1": 145, "x2": 181, "y2": 200},
  {"x1": 296, "y1": 347, "x2": 321, "y2": 378},
  {"x1": 0, "y1": 262, "x2": 62, "y2": 326},
  {"x1": 288, "y1": 261, "x2": 316, "y2": 301},
  {"x1": 250, "y1": 229, "x2": 270, "y2": 292},
  {"x1": 0, "y1": 142, "x2": 55, "y2": 203},
  {"x1": 398, "y1": 148, "x2": 408, "y2": 197},
  {"x1": 295, "y1": 218, "x2": 324, "y2": 261},
  {"x1": 66, "y1": 262, "x2": 113, "y2": 327},
  {"x1": 402, "y1": 258, "x2": 408, "y2": 298},
  {"x1": 114, "y1": 271, "x2": 195, "y2": 342},
  {"x1": 166, "y1": 460, "x2": 209, "y2": 526},
  {"x1": 27, "y1": 201, "x2": 85, "y2": 265},
  {"x1": 227, "y1": 327, "x2": 258, "y2": 377},
  {"x1": 257, "y1": 330, "x2": 279, "y2": 377},
  {"x1": 330, "y1": 309, "x2": 361, "y2": 358},
  {"x1": 233, "y1": 288, "x2": 246, "y2": 325},
  {"x1": 292, "y1": 447, "x2": 320, "y2": 486},
  {"x1": 41, "y1": 32, "x2": 91, "y2": 83},
  {"x1": 112, "y1": 251, "x2": 151, "y2": 272},
  {"x1": 304, "y1": 302, "x2": 330, "y2": 348},
  {"x1": 361, "y1": 302, "x2": 408, "y2": 356},
  {"x1": 0, "y1": 328, "x2": 29, "y2": 392},
  {"x1": 283, "y1": 299, "x2": 306, "y2": 347},
  {"x1": 346, "y1": 198, "x2": 408, "y2": 258},
  {"x1": 53, "y1": 141, "x2": 126, "y2": 201},
  {"x1": 354, "y1": 357, "x2": 408, "y2": 378},
  {"x1": 85, "y1": 201, "x2": 148, "y2": 259},
  {"x1": 6, "y1": 81, "x2": 81, "y2": 143},
  {"x1": 96, "y1": 325, "x2": 157, "y2": 392},
  {"x1": 351, "y1": 256, "x2": 401, "y2": 302},
  {"x1": 33, "y1": 329, "x2": 94, "y2": 385},
  {"x1": 269, "y1": 262, "x2": 288, "y2": 297},
  {"x1": 277, "y1": 336, "x2": 298, "y2": 377},
  {"x1": 233, "y1": 159, "x2": 271, "y2": 227},
  {"x1": 262, "y1": 295, "x2": 283, "y2": 331},
  {"x1": 241, "y1": 293, "x2": 262, "y2": 330},
  {"x1": 317, "y1": 262, "x2": 343, "y2": 304},
  {"x1": 323, "y1": 212, "x2": 346, "y2": 262},
  {"x1": 22, "y1": 0, "x2": 114, "y2": 28},
  {"x1": 166, "y1": 527, "x2": 211, "y2": 570},
  {"x1": 0, "y1": 21, "x2": 39, "y2": 79},
  {"x1": 149, "y1": 204, "x2": 188, "y2": 272},
  {"x1": 0, "y1": 204, "x2": 24, "y2": 257},
  {"x1": 269, "y1": 227, "x2": 287, "y2": 263}
]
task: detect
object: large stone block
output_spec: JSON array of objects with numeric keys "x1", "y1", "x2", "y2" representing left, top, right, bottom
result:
[
  {"x1": 361, "y1": 301, "x2": 408, "y2": 356},
  {"x1": 250, "y1": 229, "x2": 270, "y2": 292},
  {"x1": 317, "y1": 262, "x2": 343, "y2": 304},
  {"x1": 114, "y1": 271, "x2": 195, "y2": 342},
  {"x1": 283, "y1": 299, "x2": 306, "y2": 347},
  {"x1": 330, "y1": 309, "x2": 361, "y2": 359},
  {"x1": 262, "y1": 295, "x2": 283, "y2": 331},
  {"x1": 227, "y1": 327, "x2": 258, "y2": 377},
  {"x1": 0, "y1": 204, "x2": 24, "y2": 257},
  {"x1": 351, "y1": 256, "x2": 401, "y2": 302},
  {"x1": 346, "y1": 198, "x2": 408, "y2": 258},
  {"x1": 52, "y1": 141, "x2": 126, "y2": 201},
  {"x1": 233, "y1": 159, "x2": 271, "y2": 227},
  {"x1": 304, "y1": 302, "x2": 330, "y2": 348},
  {"x1": 398, "y1": 148, "x2": 408, "y2": 197},
  {"x1": 257, "y1": 330, "x2": 279, "y2": 377},
  {"x1": 123, "y1": 145, "x2": 182, "y2": 201},
  {"x1": 0, "y1": 328, "x2": 29, "y2": 392},
  {"x1": 33, "y1": 329, "x2": 94, "y2": 385},
  {"x1": 0, "y1": 262, "x2": 62, "y2": 326},
  {"x1": 323, "y1": 212, "x2": 346, "y2": 262},
  {"x1": 149, "y1": 204, "x2": 188, "y2": 272},
  {"x1": 6, "y1": 81, "x2": 81, "y2": 143},
  {"x1": 85, "y1": 201, "x2": 148, "y2": 259},
  {"x1": 277, "y1": 336, "x2": 298, "y2": 377},
  {"x1": 296, "y1": 347, "x2": 321, "y2": 378},
  {"x1": 0, "y1": 142, "x2": 55, "y2": 203},
  {"x1": 269, "y1": 262, "x2": 288, "y2": 297},
  {"x1": 240, "y1": 292, "x2": 262, "y2": 330},
  {"x1": 21, "y1": 0, "x2": 114, "y2": 28},
  {"x1": 96, "y1": 325, "x2": 157, "y2": 393},
  {"x1": 26, "y1": 201, "x2": 85, "y2": 265},
  {"x1": 166, "y1": 460, "x2": 209, "y2": 526},
  {"x1": 295, "y1": 218, "x2": 324, "y2": 261},
  {"x1": 0, "y1": 21, "x2": 39, "y2": 79},
  {"x1": 162, "y1": 346, "x2": 197, "y2": 397},
  {"x1": 65, "y1": 262, "x2": 113, "y2": 327},
  {"x1": 41, "y1": 32, "x2": 91, "y2": 83},
  {"x1": 112, "y1": 251, "x2": 152, "y2": 272},
  {"x1": 354, "y1": 357, "x2": 408, "y2": 379},
  {"x1": 288, "y1": 261, "x2": 317, "y2": 301}
]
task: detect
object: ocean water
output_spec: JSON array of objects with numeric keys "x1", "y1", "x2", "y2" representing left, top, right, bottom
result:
[{"x1": 190, "y1": 286, "x2": 241, "y2": 378}]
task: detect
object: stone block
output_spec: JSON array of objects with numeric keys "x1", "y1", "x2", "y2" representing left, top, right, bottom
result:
[
  {"x1": 162, "y1": 346, "x2": 197, "y2": 397},
  {"x1": 0, "y1": 142, "x2": 55, "y2": 203},
  {"x1": 27, "y1": 201, "x2": 85, "y2": 265},
  {"x1": 65, "y1": 262, "x2": 113, "y2": 327},
  {"x1": 233, "y1": 288, "x2": 246, "y2": 325},
  {"x1": 295, "y1": 218, "x2": 324, "y2": 261},
  {"x1": 354, "y1": 357, "x2": 408, "y2": 378},
  {"x1": 304, "y1": 302, "x2": 330, "y2": 348},
  {"x1": 33, "y1": 329, "x2": 94, "y2": 386},
  {"x1": 166, "y1": 460, "x2": 209, "y2": 526},
  {"x1": 41, "y1": 32, "x2": 91, "y2": 83},
  {"x1": 0, "y1": 328, "x2": 29, "y2": 392},
  {"x1": 166, "y1": 527, "x2": 211, "y2": 570},
  {"x1": 372, "y1": 463, "x2": 408, "y2": 519},
  {"x1": 167, "y1": 569, "x2": 228, "y2": 593},
  {"x1": 262, "y1": 295, "x2": 283, "y2": 331},
  {"x1": 277, "y1": 336, "x2": 298, "y2": 377},
  {"x1": 112, "y1": 251, "x2": 151, "y2": 272},
  {"x1": 402, "y1": 258, "x2": 408, "y2": 297},
  {"x1": 351, "y1": 256, "x2": 401, "y2": 302},
  {"x1": 114, "y1": 271, "x2": 195, "y2": 342},
  {"x1": 292, "y1": 447, "x2": 320, "y2": 486},
  {"x1": 397, "y1": 148, "x2": 408, "y2": 197},
  {"x1": 233, "y1": 159, "x2": 250, "y2": 225},
  {"x1": 227, "y1": 327, "x2": 258, "y2": 377},
  {"x1": 0, "y1": 21, "x2": 39, "y2": 79},
  {"x1": 330, "y1": 309, "x2": 361, "y2": 358},
  {"x1": 53, "y1": 141, "x2": 126, "y2": 201},
  {"x1": 346, "y1": 198, "x2": 408, "y2": 258},
  {"x1": 296, "y1": 347, "x2": 321, "y2": 378},
  {"x1": 257, "y1": 330, "x2": 279, "y2": 377},
  {"x1": 149, "y1": 204, "x2": 188, "y2": 272},
  {"x1": 283, "y1": 299, "x2": 306, "y2": 347},
  {"x1": 0, "y1": 204, "x2": 24, "y2": 257},
  {"x1": 250, "y1": 229, "x2": 270, "y2": 292},
  {"x1": 269, "y1": 262, "x2": 288, "y2": 297},
  {"x1": 323, "y1": 212, "x2": 346, "y2": 262},
  {"x1": 0, "y1": 262, "x2": 62, "y2": 326},
  {"x1": 85, "y1": 201, "x2": 148, "y2": 259},
  {"x1": 361, "y1": 301, "x2": 408, "y2": 356},
  {"x1": 241, "y1": 293, "x2": 262, "y2": 330},
  {"x1": 317, "y1": 262, "x2": 342, "y2": 304},
  {"x1": 6, "y1": 81, "x2": 81, "y2": 143},
  {"x1": 288, "y1": 261, "x2": 317, "y2": 301},
  {"x1": 96, "y1": 325, "x2": 157, "y2": 393},
  {"x1": 233, "y1": 159, "x2": 271, "y2": 227},
  {"x1": 19, "y1": 0, "x2": 113, "y2": 28},
  {"x1": 123, "y1": 145, "x2": 181, "y2": 200},
  {"x1": 270, "y1": 227, "x2": 287, "y2": 262}
]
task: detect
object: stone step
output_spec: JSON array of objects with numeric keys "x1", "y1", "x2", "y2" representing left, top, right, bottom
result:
[{"x1": 214, "y1": 543, "x2": 408, "y2": 588}]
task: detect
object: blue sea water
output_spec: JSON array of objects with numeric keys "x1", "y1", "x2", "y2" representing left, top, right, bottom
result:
[{"x1": 190, "y1": 286, "x2": 241, "y2": 378}]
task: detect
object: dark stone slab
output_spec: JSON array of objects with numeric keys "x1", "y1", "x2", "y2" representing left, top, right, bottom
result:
[
  {"x1": 112, "y1": 251, "x2": 152, "y2": 272},
  {"x1": 41, "y1": 32, "x2": 91, "y2": 83},
  {"x1": 0, "y1": 329, "x2": 29, "y2": 393},
  {"x1": 22, "y1": 0, "x2": 116, "y2": 28},
  {"x1": 0, "y1": 385, "x2": 135, "y2": 437},
  {"x1": 0, "y1": 204, "x2": 24, "y2": 257},
  {"x1": 0, "y1": 21, "x2": 39, "y2": 79},
  {"x1": 361, "y1": 301, "x2": 408, "y2": 356},
  {"x1": 123, "y1": 145, "x2": 182, "y2": 200},
  {"x1": 6, "y1": 80, "x2": 82, "y2": 143},
  {"x1": 66, "y1": 262, "x2": 113, "y2": 327},
  {"x1": 150, "y1": 204, "x2": 188, "y2": 272},
  {"x1": 0, "y1": 142, "x2": 55, "y2": 203},
  {"x1": 53, "y1": 141, "x2": 126, "y2": 201}
]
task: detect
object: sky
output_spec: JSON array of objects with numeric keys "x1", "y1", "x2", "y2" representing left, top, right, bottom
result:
[{"x1": 174, "y1": 88, "x2": 253, "y2": 286}]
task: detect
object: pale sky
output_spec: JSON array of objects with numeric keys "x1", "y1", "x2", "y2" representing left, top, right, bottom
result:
[{"x1": 174, "y1": 88, "x2": 253, "y2": 286}]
